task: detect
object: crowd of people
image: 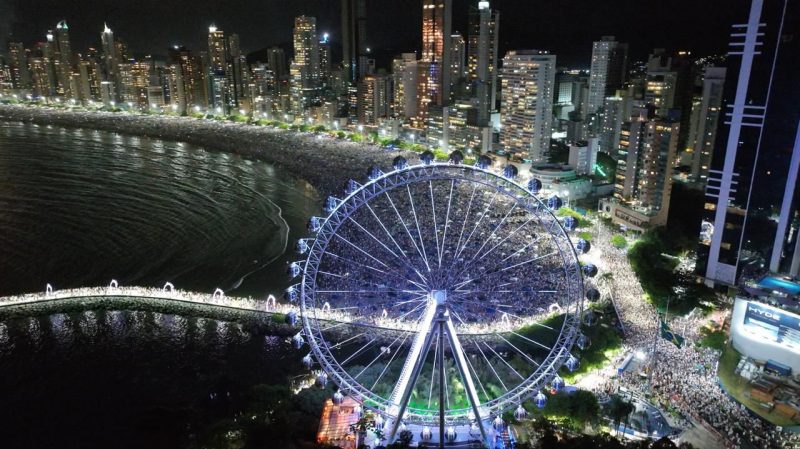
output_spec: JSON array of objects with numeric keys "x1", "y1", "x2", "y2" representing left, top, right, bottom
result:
[
  {"x1": 0, "y1": 103, "x2": 410, "y2": 197},
  {"x1": 0, "y1": 285, "x2": 291, "y2": 315},
  {"x1": 589, "y1": 222, "x2": 799, "y2": 449}
]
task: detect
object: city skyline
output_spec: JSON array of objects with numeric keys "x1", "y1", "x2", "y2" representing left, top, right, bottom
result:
[{"x1": 3, "y1": 0, "x2": 752, "y2": 67}]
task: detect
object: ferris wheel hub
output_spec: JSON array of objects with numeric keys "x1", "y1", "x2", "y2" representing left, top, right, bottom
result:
[{"x1": 431, "y1": 289, "x2": 448, "y2": 305}]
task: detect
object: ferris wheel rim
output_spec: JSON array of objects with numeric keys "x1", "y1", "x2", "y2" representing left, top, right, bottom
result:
[{"x1": 299, "y1": 162, "x2": 584, "y2": 424}]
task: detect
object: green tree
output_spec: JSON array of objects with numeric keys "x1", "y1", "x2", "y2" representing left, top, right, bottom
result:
[
  {"x1": 605, "y1": 396, "x2": 634, "y2": 435},
  {"x1": 610, "y1": 234, "x2": 627, "y2": 249}
]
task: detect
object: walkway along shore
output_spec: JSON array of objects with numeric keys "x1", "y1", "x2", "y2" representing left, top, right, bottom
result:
[{"x1": 0, "y1": 104, "x2": 417, "y2": 197}]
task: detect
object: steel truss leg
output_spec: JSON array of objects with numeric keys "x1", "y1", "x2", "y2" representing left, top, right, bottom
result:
[
  {"x1": 445, "y1": 312, "x2": 489, "y2": 444},
  {"x1": 387, "y1": 304, "x2": 438, "y2": 442}
]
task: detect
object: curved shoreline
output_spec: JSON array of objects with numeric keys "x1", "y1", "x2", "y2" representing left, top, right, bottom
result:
[{"x1": 0, "y1": 104, "x2": 416, "y2": 196}]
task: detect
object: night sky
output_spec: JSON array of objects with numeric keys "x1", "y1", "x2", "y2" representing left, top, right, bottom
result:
[{"x1": 2, "y1": 0, "x2": 748, "y2": 67}]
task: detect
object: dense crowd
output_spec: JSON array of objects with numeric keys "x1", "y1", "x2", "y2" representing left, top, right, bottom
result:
[
  {"x1": 590, "y1": 222, "x2": 799, "y2": 449},
  {"x1": 0, "y1": 285, "x2": 290, "y2": 314},
  {"x1": 0, "y1": 103, "x2": 413, "y2": 197}
]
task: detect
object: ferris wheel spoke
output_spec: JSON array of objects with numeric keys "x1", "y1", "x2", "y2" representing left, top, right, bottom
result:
[
  {"x1": 509, "y1": 330, "x2": 554, "y2": 351},
  {"x1": 343, "y1": 217, "x2": 429, "y2": 287},
  {"x1": 453, "y1": 184, "x2": 478, "y2": 264},
  {"x1": 328, "y1": 332, "x2": 365, "y2": 350},
  {"x1": 453, "y1": 190, "x2": 499, "y2": 263},
  {"x1": 453, "y1": 250, "x2": 559, "y2": 290},
  {"x1": 471, "y1": 337, "x2": 508, "y2": 392},
  {"x1": 496, "y1": 333, "x2": 540, "y2": 367},
  {"x1": 451, "y1": 215, "x2": 535, "y2": 283},
  {"x1": 428, "y1": 180, "x2": 442, "y2": 269},
  {"x1": 438, "y1": 179, "x2": 455, "y2": 267},
  {"x1": 384, "y1": 191, "x2": 431, "y2": 273},
  {"x1": 354, "y1": 335, "x2": 401, "y2": 380},
  {"x1": 396, "y1": 301, "x2": 429, "y2": 321},
  {"x1": 318, "y1": 273, "x2": 426, "y2": 294},
  {"x1": 363, "y1": 201, "x2": 430, "y2": 285},
  {"x1": 406, "y1": 185, "x2": 432, "y2": 271},
  {"x1": 463, "y1": 203, "x2": 518, "y2": 269},
  {"x1": 347, "y1": 215, "x2": 404, "y2": 261},
  {"x1": 321, "y1": 321, "x2": 350, "y2": 332},
  {"x1": 499, "y1": 235, "x2": 542, "y2": 264},
  {"x1": 334, "y1": 232, "x2": 392, "y2": 270},
  {"x1": 370, "y1": 333, "x2": 410, "y2": 390},
  {"x1": 462, "y1": 343, "x2": 491, "y2": 402},
  {"x1": 325, "y1": 251, "x2": 427, "y2": 290},
  {"x1": 340, "y1": 338, "x2": 377, "y2": 366},
  {"x1": 483, "y1": 341, "x2": 524, "y2": 381},
  {"x1": 390, "y1": 296, "x2": 428, "y2": 308}
]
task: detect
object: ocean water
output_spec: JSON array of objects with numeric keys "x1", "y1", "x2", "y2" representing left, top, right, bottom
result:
[{"x1": 0, "y1": 121, "x2": 321, "y2": 297}]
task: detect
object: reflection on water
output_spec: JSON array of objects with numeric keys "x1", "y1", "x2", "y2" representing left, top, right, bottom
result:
[
  {"x1": 0, "y1": 121, "x2": 321, "y2": 297},
  {"x1": 0, "y1": 309, "x2": 304, "y2": 449}
]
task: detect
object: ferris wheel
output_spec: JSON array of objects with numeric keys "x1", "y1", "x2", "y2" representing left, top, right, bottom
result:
[{"x1": 292, "y1": 154, "x2": 598, "y2": 445}]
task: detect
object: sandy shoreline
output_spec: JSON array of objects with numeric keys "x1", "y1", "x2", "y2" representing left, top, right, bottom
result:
[{"x1": 0, "y1": 104, "x2": 416, "y2": 196}]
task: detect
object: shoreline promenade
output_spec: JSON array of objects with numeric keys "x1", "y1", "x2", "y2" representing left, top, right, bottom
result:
[{"x1": 0, "y1": 104, "x2": 416, "y2": 196}]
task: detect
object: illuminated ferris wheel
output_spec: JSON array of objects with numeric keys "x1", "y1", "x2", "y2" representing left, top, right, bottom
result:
[{"x1": 290, "y1": 153, "x2": 598, "y2": 445}]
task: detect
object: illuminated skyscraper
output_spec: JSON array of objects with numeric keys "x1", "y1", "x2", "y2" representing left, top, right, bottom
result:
[
  {"x1": 392, "y1": 53, "x2": 418, "y2": 119},
  {"x1": 265, "y1": 47, "x2": 287, "y2": 80},
  {"x1": 8, "y1": 42, "x2": 31, "y2": 90},
  {"x1": 293, "y1": 16, "x2": 320, "y2": 85},
  {"x1": 609, "y1": 110, "x2": 679, "y2": 230},
  {"x1": 341, "y1": 0, "x2": 367, "y2": 83},
  {"x1": 291, "y1": 15, "x2": 321, "y2": 113},
  {"x1": 467, "y1": 1, "x2": 499, "y2": 124},
  {"x1": 500, "y1": 50, "x2": 555, "y2": 162},
  {"x1": 698, "y1": 0, "x2": 798, "y2": 285},
  {"x1": 100, "y1": 23, "x2": 120, "y2": 101},
  {"x1": 168, "y1": 46, "x2": 207, "y2": 109},
  {"x1": 319, "y1": 33, "x2": 332, "y2": 85},
  {"x1": 587, "y1": 36, "x2": 628, "y2": 115},
  {"x1": 449, "y1": 33, "x2": 465, "y2": 97},
  {"x1": 227, "y1": 33, "x2": 249, "y2": 109},
  {"x1": 419, "y1": 0, "x2": 452, "y2": 118},
  {"x1": 686, "y1": 67, "x2": 726, "y2": 184},
  {"x1": 207, "y1": 25, "x2": 227, "y2": 72},
  {"x1": 52, "y1": 21, "x2": 73, "y2": 97},
  {"x1": 357, "y1": 73, "x2": 390, "y2": 124}
]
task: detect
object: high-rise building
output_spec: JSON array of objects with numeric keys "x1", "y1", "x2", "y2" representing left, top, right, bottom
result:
[
  {"x1": 449, "y1": 33, "x2": 465, "y2": 97},
  {"x1": 770, "y1": 122, "x2": 800, "y2": 277},
  {"x1": 264, "y1": 47, "x2": 287, "y2": 80},
  {"x1": 227, "y1": 33, "x2": 249, "y2": 109},
  {"x1": 207, "y1": 25, "x2": 227, "y2": 72},
  {"x1": 587, "y1": 36, "x2": 628, "y2": 115},
  {"x1": 598, "y1": 89, "x2": 632, "y2": 153},
  {"x1": 100, "y1": 23, "x2": 119, "y2": 100},
  {"x1": 53, "y1": 21, "x2": 73, "y2": 98},
  {"x1": 293, "y1": 16, "x2": 320, "y2": 86},
  {"x1": 357, "y1": 73, "x2": 390, "y2": 124},
  {"x1": 291, "y1": 15, "x2": 321, "y2": 114},
  {"x1": 609, "y1": 111, "x2": 679, "y2": 230},
  {"x1": 8, "y1": 42, "x2": 31, "y2": 90},
  {"x1": 698, "y1": 0, "x2": 798, "y2": 286},
  {"x1": 419, "y1": 0, "x2": 452, "y2": 117},
  {"x1": 467, "y1": 1, "x2": 499, "y2": 124},
  {"x1": 500, "y1": 50, "x2": 556, "y2": 162},
  {"x1": 319, "y1": 34, "x2": 332, "y2": 85},
  {"x1": 168, "y1": 46, "x2": 207, "y2": 109},
  {"x1": 391, "y1": 53, "x2": 418, "y2": 119},
  {"x1": 341, "y1": 0, "x2": 367, "y2": 83},
  {"x1": 686, "y1": 67, "x2": 726, "y2": 184}
]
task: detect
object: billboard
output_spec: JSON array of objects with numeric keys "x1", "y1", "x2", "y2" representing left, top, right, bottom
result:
[{"x1": 742, "y1": 301, "x2": 800, "y2": 351}]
